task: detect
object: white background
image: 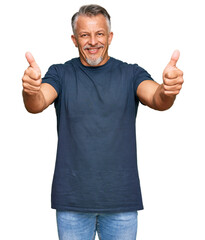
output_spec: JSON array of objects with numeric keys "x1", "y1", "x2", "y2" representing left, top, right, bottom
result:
[{"x1": 0, "y1": 0, "x2": 204, "y2": 239}]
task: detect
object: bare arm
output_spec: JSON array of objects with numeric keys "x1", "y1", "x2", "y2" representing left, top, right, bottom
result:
[
  {"x1": 22, "y1": 52, "x2": 57, "y2": 113},
  {"x1": 137, "y1": 50, "x2": 184, "y2": 111},
  {"x1": 22, "y1": 83, "x2": 57, "y2": 113}
]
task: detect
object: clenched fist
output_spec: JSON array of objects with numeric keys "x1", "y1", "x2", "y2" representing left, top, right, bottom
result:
[
  {"x1": 22, "y1": 52, "x2": 42, "y2": 95},
  {"x1": 162, "y1": 50, "x2": 184, "y2": 96}
]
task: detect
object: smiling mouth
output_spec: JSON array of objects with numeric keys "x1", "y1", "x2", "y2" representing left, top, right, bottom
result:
[
  {"x1": 88, "y1": 48, "x2": 99, "y2": 54},
  {"x1": 84, "y1": 46, "x2": 103, "y2": 54}
]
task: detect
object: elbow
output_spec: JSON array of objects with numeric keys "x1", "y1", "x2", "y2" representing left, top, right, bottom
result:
[
  {"x1": 152, "y1": 91, "x2": 176, "y2": 111},
  {"x1": 24, "y1": 103, "x2": 45, "y2": 114},
  {"x1": 152, "y1": 97, "x2": 175, "y2": 111},
  {"x1": 155, "y1": 105, "x2": 173, "y2": 111},
  {"x1": 22, "y1": 90, "x2": 47, "y2": 114},
  {"x1": 25, "y1": 106, "x2": 44, "y2": 114},
  {"x1": 153, "y1": 101, "x2": 174, "y2": 111}
]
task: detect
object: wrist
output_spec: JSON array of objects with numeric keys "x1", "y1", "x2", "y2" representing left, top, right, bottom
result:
[
  {"x1": 153, "y1": 84, "x2": 176, "y2": 111},
  {"x1": 160, "y1": 84, "x2": 176, "y2": 101}
]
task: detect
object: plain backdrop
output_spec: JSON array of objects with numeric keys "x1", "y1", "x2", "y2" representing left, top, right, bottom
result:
[{"x1": 0, "y1": 0, "x2": 204, "y2": 239}]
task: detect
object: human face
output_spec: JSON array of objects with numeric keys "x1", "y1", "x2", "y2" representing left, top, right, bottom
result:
[{"x1": 71, "y1": 14, "x2": 113, "y2": 66}]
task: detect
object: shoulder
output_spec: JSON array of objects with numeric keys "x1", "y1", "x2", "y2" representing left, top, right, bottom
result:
[
  {"x1": 114, "y1": 58, "x2": 152, "y2": 79},
  {"x1": 111, "y1": 57, "x2": 153, "y2": 83},
  {"x1": 110, "y1": 57, "x2": 140, "y2": 71},
  {"x1": 49, "y1": 58, "x2": 79, "y2": 70},
  {"x1": 46, "y1": 63, "x2": 64, "y2": 76},
  {"x1": 46, "y1": 58, "x2": 79, "y2": 77}
]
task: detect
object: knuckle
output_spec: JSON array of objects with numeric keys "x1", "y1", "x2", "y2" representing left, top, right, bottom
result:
[
  {"x1": 23, "y1": 89, "x2": 28, "y2": 94},
  {"x1": 24, "y1": 89, "x2": 34, "y2": 95},
  {"x1": 169, "y1": 72, "x2": 174, "y2": 78},
  {"x1": 163, "y1": 84, "x2": 169, "y2": 91},
  {"x1": 22, "y1": 75, "x2": 26, "y2": 82},
  {"x1": 164, "y1": 91, "x2": 171, "y2": 96},
  {"x1": 22, "y1": 82, "x2": 28, "y2": 88},
  {"x1": 169, "y1": 71, "x2": 176, "y2": 79},
  {"x1": 25, "y1": 67, "x2": 33, "y2": 77},
  {"x1": 36, "y1": 79, "x2": 42, "y2": 86},
  {"x1": 178, "y1": 85, "x2": 182, "y2": 90},
  {"x1": 24, "y1": 69, "x2": 29, "y2": 75},
  {"x1": 36, "y1": 72, "x2": 41, "y2": 79},
  {"x1": 32, "y1": 79, "x2": 41, "y2": 87},
  {"x1": 37, "y1": 86, "x2": 41, "y2": 92},
  {"x1": 164, "y1": 79, "x2": 170, "y2": 86},
  {"x1": 32, "y1": 85, "x2": 40, "y2": 92},
  {"x1": 165, "y1": 72, "x2": 171, "y2": 79},
  {"x1": 177, "y1": 77, "x2": 184, "y2": 85},
  {"x1": 33, "y1": 70, "x2": 41, "y2": 80}
]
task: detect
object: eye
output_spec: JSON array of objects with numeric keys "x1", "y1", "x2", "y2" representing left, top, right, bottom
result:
[
  {"x1": 81, "y1": 33, "x2": 89, "y2": 38},
  {"x1": 97, "y1": 32, "x2": 104, "y2": 36}
]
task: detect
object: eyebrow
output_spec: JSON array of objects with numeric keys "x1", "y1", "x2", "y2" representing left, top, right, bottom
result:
[{"x1": 78, "y1": 29, "x2": 106, "y2": 35}]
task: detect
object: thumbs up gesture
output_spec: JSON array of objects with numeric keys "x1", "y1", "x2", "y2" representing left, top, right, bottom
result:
[
  {"x1": 162, "y1": 50, "x2": 184, "y2": 96},
  {"x1": 22, "y1": 52, "x2": 42, "y2": 95}
]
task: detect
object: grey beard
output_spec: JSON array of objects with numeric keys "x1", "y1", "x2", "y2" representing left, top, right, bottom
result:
[{"x1": 86, "y1": 56, "x2": 103, "y2": 66}]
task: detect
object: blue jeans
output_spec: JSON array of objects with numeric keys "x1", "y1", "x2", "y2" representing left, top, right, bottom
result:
[{"x1": 56, "y1": 210, "x2": 138, "y2": 240}]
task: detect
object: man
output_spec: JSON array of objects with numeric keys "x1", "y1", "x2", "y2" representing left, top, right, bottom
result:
[{"x1": 22, "y1": 4, "x2": 184, "y2": 240}]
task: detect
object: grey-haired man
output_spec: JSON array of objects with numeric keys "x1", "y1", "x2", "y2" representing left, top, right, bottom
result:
[{"x1": 22, "y1": 4, "x2": 184, "y2": 240}]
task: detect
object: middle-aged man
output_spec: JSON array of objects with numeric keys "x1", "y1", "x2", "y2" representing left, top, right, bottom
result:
[{"x1": 22, "y1": 4, "x2": 184, "y2": 240}]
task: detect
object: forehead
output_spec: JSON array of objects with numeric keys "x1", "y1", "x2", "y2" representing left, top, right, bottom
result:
[{"x1": 75, "y1": 14, "x2": 108, "y2": 32}]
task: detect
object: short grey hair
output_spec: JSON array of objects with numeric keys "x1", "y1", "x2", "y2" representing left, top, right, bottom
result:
[{"x1": 71, "y1": 4, "x2": 111, "y2": 34}]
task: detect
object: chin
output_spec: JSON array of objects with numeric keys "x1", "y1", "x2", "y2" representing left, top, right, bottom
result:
[{"x1": 86, "y1": 56, "x2": 103, "y2": 66}]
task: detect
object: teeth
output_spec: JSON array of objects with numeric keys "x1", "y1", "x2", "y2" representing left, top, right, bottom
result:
[{"x1": 88, "y1": 48, "x2": 98, "y2": 53}]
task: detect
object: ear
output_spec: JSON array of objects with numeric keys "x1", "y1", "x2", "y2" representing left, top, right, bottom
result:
[
  {"x1": 71, "y1": 35, "x2": 78, "y2": 48},
  {"x1": 108, "y1": 32, "x2": 113, "y2": 45}
]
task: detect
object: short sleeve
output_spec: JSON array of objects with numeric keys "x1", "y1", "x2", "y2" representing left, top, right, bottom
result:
[
  {"x1": 133, "y1": 64, "x2": 154, "y2": 93},
  {"x1": 42, "y1": 64, "x2": 63, "y2": 95}
]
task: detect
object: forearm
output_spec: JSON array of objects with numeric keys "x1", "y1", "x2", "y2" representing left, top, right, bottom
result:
[
  {"x1": 22, "y1": 90, "x2": 47, "y2": 114},
  {"x1": 137, "y1": 51, "x2": 183, "y2": 111},
  {"x1": 153, "y1": 84, "x2": 176, "y2": 111}
]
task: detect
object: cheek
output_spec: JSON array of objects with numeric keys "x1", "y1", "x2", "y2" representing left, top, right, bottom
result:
[{"x1": 76, "y1": 38, "x2": 85, "y2": 49}]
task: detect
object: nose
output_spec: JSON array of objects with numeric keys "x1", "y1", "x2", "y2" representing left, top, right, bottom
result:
[{"x1": 88, "y1": 34, "x2": 98, "y2": 46}]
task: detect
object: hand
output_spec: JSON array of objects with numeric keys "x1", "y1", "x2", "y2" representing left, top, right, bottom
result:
[
  {"x1": 162, "y1": 50, "x2": 184, "y2": 96},
  {"x1": 22, "y1": 52, "x2": 42, "y2": 95}
]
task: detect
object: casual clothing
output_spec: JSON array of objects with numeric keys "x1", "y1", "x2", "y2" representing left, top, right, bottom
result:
[
  {"x1": 56, "y1": 210, "x2": 138, "y2": 240},
  {"x1": 42, "y1": 57, "x2": 153, "y2": 213}
]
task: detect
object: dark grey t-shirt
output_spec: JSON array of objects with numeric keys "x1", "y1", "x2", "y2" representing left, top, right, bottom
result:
[{"x1": 42, "y1": 57, "x2": 153, "y2": 213}]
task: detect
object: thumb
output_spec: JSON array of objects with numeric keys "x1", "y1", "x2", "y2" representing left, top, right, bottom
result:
[
  {"x1": 168, "y1": 49, "x2": 180, "y2": 67},
  {"x1": 25, "y1": 52, "x2": 40, "y2": 71}
]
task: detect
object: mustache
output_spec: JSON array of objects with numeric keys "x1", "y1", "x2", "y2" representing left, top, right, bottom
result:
[{"x1": 83, "y1": 45, "x2": 104, "y2": 50}]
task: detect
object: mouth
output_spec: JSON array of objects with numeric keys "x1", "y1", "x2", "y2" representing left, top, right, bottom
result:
[{"x1": 84, "y1": 46, "x2": 103, "y2": 54}]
